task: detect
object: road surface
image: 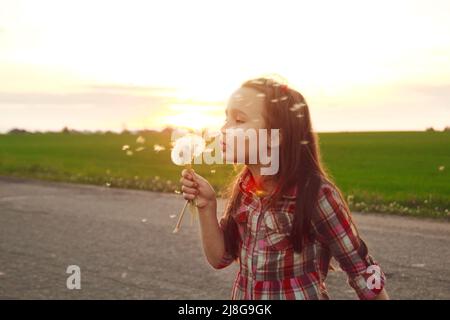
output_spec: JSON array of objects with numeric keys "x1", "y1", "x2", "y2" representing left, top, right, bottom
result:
[{"x1": 0, "y1": 176, "x2": 449, "y2": 299}]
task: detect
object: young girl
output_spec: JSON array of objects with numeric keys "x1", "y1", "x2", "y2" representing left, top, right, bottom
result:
[{"x1": 179, "y1": 77, "x2": 389, "y2": 300}]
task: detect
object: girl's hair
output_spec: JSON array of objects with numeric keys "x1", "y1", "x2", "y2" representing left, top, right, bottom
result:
[{"x1": 222, "y1": 77, "x2": 341, "y2": 258}]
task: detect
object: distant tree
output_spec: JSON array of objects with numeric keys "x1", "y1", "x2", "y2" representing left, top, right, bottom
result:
[
  {"x1": 444, "y1": 126, "x2": 450, "y2": 132},
  {"x1": 425, "y1": 127, "x2": 435, "y2": 132},
  {"x1": 7, "y1": 128, "x2": 28, "y2": 134},
  {"x1": 161, "y1": 126, "x2": 174, "y2": 135},
  {"x1": 61, "y1": 126, "x2": 70, "y2": 134}
]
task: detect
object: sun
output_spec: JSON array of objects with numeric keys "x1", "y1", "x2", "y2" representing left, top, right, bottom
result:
[{"x1": 160, "y1": 104, "x2": 225, "y2": 131}]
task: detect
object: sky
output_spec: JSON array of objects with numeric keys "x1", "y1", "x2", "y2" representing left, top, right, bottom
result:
[{"x1": 0, "y1": 0, "x2": 449, "y2": 133}]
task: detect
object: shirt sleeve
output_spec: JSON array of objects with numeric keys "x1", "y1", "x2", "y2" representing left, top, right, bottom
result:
[
  {"x1": 213, "y1": 216, "x2": 237, "y2": 269},
  {"x1": 312, "y1": 183, "x2": 386, "y2": 300}
]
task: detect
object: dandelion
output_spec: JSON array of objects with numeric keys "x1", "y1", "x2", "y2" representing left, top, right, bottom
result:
[
  {"x1": 135, "y1": 146, "x2": 145, "y2": 152},
  {"x1": 126, "y1": 150, "x2": 133, "y2": 156},
  {"x1": 122, "y1": 145, "x2": 130, "y2": 151},
  {"x1": 153, "y1": 144, "x2": 165, "y2": 152},
  {"x1": 170, "y1": 134, "x2": 205, "y2": 166},
  {"x1": 171, "y1": 133, "x2": 206, "y2": 233},
  {"x1": 438, "y1": 165, "x2": 445, "y2": 171},
  {"x1": 136, "y1": 136, "x2": 146, "y2": 144}
]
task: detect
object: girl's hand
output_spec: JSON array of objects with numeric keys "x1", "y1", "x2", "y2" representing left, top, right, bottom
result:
[{"x1": 180, "y1": 169, "x2": 216, "y2": 210}]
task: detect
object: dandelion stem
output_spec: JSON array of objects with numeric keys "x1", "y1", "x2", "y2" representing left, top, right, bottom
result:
[{"x1": 172, "y1": 200, "x2": 189, "y2": 233}]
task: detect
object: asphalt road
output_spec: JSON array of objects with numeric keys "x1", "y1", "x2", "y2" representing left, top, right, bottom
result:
[{"x1": 0, "y1": 176, "x2": 449, "y2": 299}]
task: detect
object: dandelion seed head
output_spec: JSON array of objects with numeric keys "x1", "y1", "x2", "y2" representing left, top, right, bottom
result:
[
  {"x1": 171, "y1": 134, "x2": 205, "y2": 166},
  {"x1": 122, "y1": 145, "x2": 130, "y2": 151},
  {"x1": 438, "y1": 165, "x2": 445, "y2": 171}
]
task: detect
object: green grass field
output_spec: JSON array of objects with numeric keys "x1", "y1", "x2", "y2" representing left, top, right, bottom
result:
[{"x1": 0, "y1": 130, "x2": 448, "y2": 218}]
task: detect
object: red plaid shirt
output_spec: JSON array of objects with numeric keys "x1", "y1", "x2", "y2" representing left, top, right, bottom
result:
[{"x1": 217, "y1": 167, "x2": 386, "y2": 300}]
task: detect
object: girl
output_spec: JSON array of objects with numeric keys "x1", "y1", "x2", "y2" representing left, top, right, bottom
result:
[{"x1": 179, "y1": 77, "x2": 389, "y2": 300}]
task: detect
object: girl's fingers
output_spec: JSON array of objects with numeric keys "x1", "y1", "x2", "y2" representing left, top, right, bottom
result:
[
  {"x1": 181, "y1": 185, "x2": 198, "y2": 195},
  {"x1": 183, "y1": 192, "x2": 196, "y2": 200},
  {"x1": 179, "y1": 177, "x2": 198, "y2": 188},
  {"x1": 181, "y1": 169, "x2": 194, "y2": 180}
]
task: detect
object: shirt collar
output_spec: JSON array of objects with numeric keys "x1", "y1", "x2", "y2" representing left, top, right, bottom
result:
[{"x1": 238, "y1": 167, "x2": 298, "y2": 200}]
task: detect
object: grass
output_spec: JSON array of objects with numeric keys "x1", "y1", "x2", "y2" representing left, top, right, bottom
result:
[{"x1": 0, "y1": 130, "x2": 449, "y2": 219}]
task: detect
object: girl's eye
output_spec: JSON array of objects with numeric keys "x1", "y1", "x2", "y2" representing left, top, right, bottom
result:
[{"x1": 236, "y1": 119, "x2": 245, "y2": 124}]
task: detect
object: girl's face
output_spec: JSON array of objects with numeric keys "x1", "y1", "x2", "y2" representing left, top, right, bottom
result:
[{"x1": 220, "y1": 87, "x2": 267, "y2": 164}]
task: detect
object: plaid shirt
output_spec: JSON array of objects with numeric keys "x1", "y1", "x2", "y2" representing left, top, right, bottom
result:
[{"x1": 217, "y1": 167, "x2": 386, "y2": 300}]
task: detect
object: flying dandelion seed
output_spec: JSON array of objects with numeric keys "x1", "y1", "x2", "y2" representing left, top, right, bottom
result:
[
  {"x1": 105, "y1": 182, "x2": 111, "y2": 187},
  {"x1": 121, "y1": 272, "x2": 128, "y2": 279},
  {"x1": 141, "y1": 218, "x2": 147, "y2": 223},
  {"x1": 210, "y1": 169, "x2": 216, "y2": 174},
  {"x1": 233, "y1": 93, "x2": 244, "y2": 101},
  {"x1": 135, "y1": 146, "x2": 145, "y2": 152},
  {"x1": 438, "y1": 165, "x2": 445, "y2": 171},
  {"x1": 169, "y1": 214, "x2": 176, "y2": 219},
  {"x1": 296, "y1": 114, "x2": 304, "y2": 118},
  {"x1": 280, "y1": 96, "x2": 288, "y2": 101},
  {"x1": 251, "y1": 80, "x2": 265, "y2": 85},
  {"x1": 256, "y1": 93, "x2": 266, "y2": 98},
  {"x1": 271, "y1": 99, "x2": 278, "y2": 103},
  {"x1": 122, "y1": 145, "x2": 130, "y2": 151},
  {"x1": 136, "y1": 136, "x2": 146, "y2": 144},
  {"x1": 300, "y1": 140, "x2": 309, "y2": 145},
  {"x1": 290, "y1": 102, "x2": 306, "y2": 111},
  {"x1": 126, "y1": 150, "x2": 133, "y2": 156},
  {"x1": 154, "y1": 176, "x2": 160, "y2": 180},
  {"x1": 174, "y1": 190, "x2": 181, "y2": 194},
  {"x1": 153, "y1": 144, "x2": 165, "y2": 152}
]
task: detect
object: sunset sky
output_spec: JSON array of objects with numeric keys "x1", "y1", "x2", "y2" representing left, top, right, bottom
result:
[{"x1": 1, "y1": 0, "x2": 449, "y2": 133}]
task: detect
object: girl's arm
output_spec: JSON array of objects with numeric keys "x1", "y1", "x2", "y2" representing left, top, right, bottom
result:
[
  {"x1": 180, "y1": 169, "x2": 234, "y2": 269},
  {"x1": 312, "y1": 183, "x2": 390, "y2": 300}
]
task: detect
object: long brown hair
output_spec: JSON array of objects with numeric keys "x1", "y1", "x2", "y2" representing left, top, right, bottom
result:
[{"x1": 222, "y1": 76, "x2": 339, "y2": 258}]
